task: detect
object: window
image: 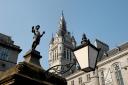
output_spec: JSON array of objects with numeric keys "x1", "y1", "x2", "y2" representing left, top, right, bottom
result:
[
  {"x1": 71, "y1": 80, "x2": 74, "y2": 85},
  {"x1": 112, "y1": 63, "x2": 124, "y2": 85},
  {"x1": 67, "y1": 49, "x2": 69, "y2": 59},
  {"x1": 69, "y1": 50, "x2": 71, "y2": 60},
  {"x1": 0, "y1": 63, "x2": 6, "y2": 68},
  {"x1": 70, "y1": 51, "x2": 72, "y2": 61},
  {"x1": 0, "y1": 48, "x2": 9, "y2": 60},
  {"x1": 100, "y1": 70, "x2": 105, "y2": 85},
  {"x1": 53, "y1": 52, "x2": 54, "y2": 61},
  {"x1": 53, "y1": 50, "x2": 55, "y2": 61},
  {"x1": 78, "y1": 77, "x2": 82, "y2": 84},
  {"x1": 57, "y1": 49, "x2": 58, "y2": 59},
  {"x1": 87, "y1": 74, "x2": 91, "y2": 81},
  {"x1": 55, "y1": 50, "x2": 56, "y2": 60},
  {"x1": 64, "y1": 48, "x2": 66, "y2": 58},
  {"x1": 49, "y1": 52, "x2": 52, "y2": 62},
  {"x1": 60, "y1": 46, "x2": 61, "y2": 50}
]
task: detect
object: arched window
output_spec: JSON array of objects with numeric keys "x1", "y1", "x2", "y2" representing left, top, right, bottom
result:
[{"x1": 112, "y1": 63, "x2": 124, "y2": 85}]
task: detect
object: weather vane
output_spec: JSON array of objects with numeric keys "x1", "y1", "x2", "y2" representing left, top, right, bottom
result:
[{"x1": 31, "y1": 25, "x2": 45, "y2": 50}]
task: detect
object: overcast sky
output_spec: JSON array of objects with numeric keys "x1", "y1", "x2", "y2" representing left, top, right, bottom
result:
[{"x1": 0, "y1": 0, "x2": 128, "y2": 69}]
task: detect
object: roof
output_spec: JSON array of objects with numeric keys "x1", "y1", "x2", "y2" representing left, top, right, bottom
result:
[
  {"x1": 101, "y1": 42, "x2": 128, "y2": 60},
  {"x1": 0, "y1": 33, "x2": 22, "y2": 52}
]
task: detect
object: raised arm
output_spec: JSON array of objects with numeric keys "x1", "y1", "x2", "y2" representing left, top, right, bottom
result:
[{"x1": 40, "y1": 31, "x2": 45, "y2": 37}]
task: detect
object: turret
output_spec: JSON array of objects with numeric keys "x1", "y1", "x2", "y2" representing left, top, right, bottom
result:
[{"x1": 72, "y1": 36, "x2": 76, "y2": 48}]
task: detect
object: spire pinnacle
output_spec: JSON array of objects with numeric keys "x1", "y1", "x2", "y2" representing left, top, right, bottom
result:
[
  {"x1": 81, "y1": 33, "x2": 89, "y2": 44},
  {"x1": 62, "y1": 10, "x2": 64, "y2": 17},
  {"x1": 59, "y1": 11, "x2": 67, "y2": 32},
  {"x1": 50, "y1": 33, "x2": 54, "y2": 44}
]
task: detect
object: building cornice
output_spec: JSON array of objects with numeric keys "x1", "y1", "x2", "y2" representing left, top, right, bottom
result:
[
  {"x1": 0, "y1": 41, "x2": 22, "y2": 52},
  {"x1": 66, "y1": 70, "x2": 85, "y2": 80}
]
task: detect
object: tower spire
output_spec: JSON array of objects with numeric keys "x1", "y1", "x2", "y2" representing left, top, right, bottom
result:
[
  {"x1": 50, "y1": 33, "x2": 54, "y2": 44},
  {"x1": 62, "y1": 10, "x2": 64, "y2": 17},
  {"x1": 59, "y1": 11, "x2": 67, "y2": 32}
]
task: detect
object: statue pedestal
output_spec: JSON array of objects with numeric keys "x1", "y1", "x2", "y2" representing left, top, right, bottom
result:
[
  {"x1": 0, "y1": 49, "x2": 67, "y2": 85},
  {"x1": 24, "y1": 49, "x2": 42, "y2": 67}
]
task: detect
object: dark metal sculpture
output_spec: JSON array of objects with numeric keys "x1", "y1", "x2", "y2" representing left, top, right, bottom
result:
[{"x1": 32, "y1": 25, "x2": 45, "y2": 50}]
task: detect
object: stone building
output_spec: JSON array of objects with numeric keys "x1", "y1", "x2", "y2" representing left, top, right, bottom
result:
[
  {"x1": 49, "y1": 14, "x2": 128, "y2": 85},
  {"x1": 66, "y1": 40, "x2": 128, "y2": 85},
  {"x1": 0, "y1": 33, "x2": 21, "y2": 72},
  {"x1": 48, "y1": 12, "x2": 77, "y2": 77}
]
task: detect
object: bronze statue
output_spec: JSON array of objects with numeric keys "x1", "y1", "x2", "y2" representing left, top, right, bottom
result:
[{"x1": 32, "y1": 25, "x2": 45, "y2": 50}]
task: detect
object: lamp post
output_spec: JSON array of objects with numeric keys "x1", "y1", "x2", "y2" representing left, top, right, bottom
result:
[{"x1": 74, "y1": 33, "x2": 99, "y2": 72}]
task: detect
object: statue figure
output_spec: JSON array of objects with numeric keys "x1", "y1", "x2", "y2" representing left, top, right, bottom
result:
[{"x1": 31, "y1": 25, "x2": 45, "y2": 50}]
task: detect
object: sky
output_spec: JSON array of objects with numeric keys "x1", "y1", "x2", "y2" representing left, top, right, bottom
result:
[{"x1": 0, "y1": 0, "x2": 128, "y2": 69}]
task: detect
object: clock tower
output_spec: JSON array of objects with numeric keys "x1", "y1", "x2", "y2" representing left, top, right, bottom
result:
[
  {"x1": 48, "y1": 12, "x2": 77, "y2": 77},
  {"x1": 0, "y1": 33, "x2": 21, "y2": 71}
]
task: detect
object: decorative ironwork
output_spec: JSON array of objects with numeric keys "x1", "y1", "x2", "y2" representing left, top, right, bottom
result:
[{"x1": 45, "y1": 59, "x2": 77, "y2": 78}]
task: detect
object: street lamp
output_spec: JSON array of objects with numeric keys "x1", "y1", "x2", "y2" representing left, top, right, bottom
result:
[{"x1": 74, "y1": 33, "x2": 99, "y2": 72}]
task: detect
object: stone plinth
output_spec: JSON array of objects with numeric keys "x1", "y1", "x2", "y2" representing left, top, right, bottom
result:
[
  {"x1": 0, "y1": 49, "x2": 67, "y2": 85},
  {"x1": 24, "y1": 49, "x2": 42, "y2": 67},
  {"x1": 0, "y1": 62, "x2": 67, "y2": 85}
]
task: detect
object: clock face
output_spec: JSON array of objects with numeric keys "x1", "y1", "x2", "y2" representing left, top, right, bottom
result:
[{"x1": 0, "y1": 47, "x2": 9, "y2": 60}]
